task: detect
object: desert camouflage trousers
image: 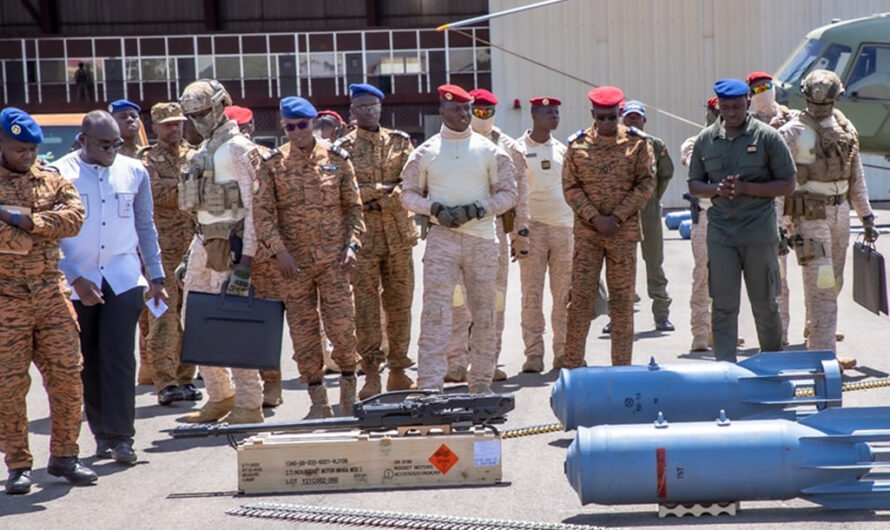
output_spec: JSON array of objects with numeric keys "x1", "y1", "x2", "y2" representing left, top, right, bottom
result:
[
  {"x1": 0, "y1": 283, "x2": 83, "y2": 470},
  {"x1": 446, "y1": 217, "x2": 508, "y2": 371},
  {"x1": 797, "y1": 202, "x2": 850, "y2": 353},
  {"x1": 351, "y1": 244, "x2": 414, "y2": 371},
  {"x1": 564, "y1": 231, "x2": 637, "y2": 367},
  {"x1": 519, "y1": 221, "x2": 573, "y2": 361},
  {"x1": 417, "y1": 225, "x2": 499, "y2": 390},
  {"x1": 182, "y1": 236, "x2": 262, "y2": 409},
  {"x1": 690, "y1": 211, "x2": 710, "y2": 341}
]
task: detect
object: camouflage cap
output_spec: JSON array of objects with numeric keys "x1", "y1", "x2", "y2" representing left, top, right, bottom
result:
[
  {"x1": 800, "y1": 69, "x2": 843, "y2": 103},
  {"x1": 151, "y1": 102, "x2": 187, "y2": 124}
]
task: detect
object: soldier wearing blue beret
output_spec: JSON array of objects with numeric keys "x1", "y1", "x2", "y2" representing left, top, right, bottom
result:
[
  {"x1": 107, "y1": 99, "x2": 143, "y2": 158},
  {"x1": 348, "y1": 83, "x2": 386, "y2": 100},
  {"x1": 0, "y1": 107, "x2": 96, "y2": 494},
  {"x1": 687, "y1": 80, "x2": 796, "y2": 362}
]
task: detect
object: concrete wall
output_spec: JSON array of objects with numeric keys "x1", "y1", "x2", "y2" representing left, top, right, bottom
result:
[{"x1": 488, "y1": 0, "x2": 890, "y2": 207}]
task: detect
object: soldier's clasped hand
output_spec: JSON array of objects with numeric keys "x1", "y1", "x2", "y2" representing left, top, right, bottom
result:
[{"x1": 591, "y1": 214, "x2": 619, "y2": 236}]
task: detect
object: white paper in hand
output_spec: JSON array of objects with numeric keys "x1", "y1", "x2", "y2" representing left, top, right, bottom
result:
[{"x1": 145, "y1": 298, "x2": 168, "y2": 318}]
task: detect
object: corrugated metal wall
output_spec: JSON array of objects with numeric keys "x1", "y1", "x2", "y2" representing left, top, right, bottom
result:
[{"x1": 488, "y1": 0, "x2": 890, "y2": 207}]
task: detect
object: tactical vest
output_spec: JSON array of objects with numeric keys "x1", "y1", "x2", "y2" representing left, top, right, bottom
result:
[
  {"x1": 178, "y1": 124, "x2": 244, "y2": 215},
  {"x1": 796, "y1": 109, "x2": 858, "y2": 185}
]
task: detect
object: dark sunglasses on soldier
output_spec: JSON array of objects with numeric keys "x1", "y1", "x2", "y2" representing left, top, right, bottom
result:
[
  {"x1": 593, "y1": 113, "x2": 618, "y2": 122},
  {"x1": 285, "y1": 120, "x2": 311, "y2": 132},
  {"x1": 471, "y1": 107, "x2": 495, "y2": 119}
]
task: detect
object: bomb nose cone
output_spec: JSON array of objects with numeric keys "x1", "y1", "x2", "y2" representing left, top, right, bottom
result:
[{"x1": 550, "y1": 368, "x2": 572, "y2": 429}]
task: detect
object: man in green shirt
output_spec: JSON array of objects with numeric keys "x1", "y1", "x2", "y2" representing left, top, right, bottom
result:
[{"x1": 688, "y1": 79, "x2": 795, "y2": 362}]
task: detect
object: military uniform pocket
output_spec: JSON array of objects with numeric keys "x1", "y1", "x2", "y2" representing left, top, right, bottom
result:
[{"x1": 319, "y1": 175, "x2": 340, "y2": 206}]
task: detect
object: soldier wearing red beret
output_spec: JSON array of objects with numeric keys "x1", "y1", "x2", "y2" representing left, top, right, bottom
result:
[
  {"x1": 444, "y1": 87, "x2": 530, "y2": 383},
  {"x1": 400, "y1": 84, "x2": 517, "y2": 392},
  {"x1": 562, "y1": 86, "x2": 655, "y2": 367}
]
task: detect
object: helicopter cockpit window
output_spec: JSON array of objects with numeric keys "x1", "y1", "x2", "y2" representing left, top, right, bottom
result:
[
  {"x1": 846, "y1": 45, "x2": 890, "y2": 101},
  {"x1": 776, "y1": 39, "x2": 851, "y2": 86}
]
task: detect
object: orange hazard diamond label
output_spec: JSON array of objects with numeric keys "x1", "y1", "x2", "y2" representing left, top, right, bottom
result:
[{"x1": 429, "y1": 444, "x2": 459, "y2": 474}]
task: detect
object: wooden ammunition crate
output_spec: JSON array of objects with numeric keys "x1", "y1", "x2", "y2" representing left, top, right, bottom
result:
[{"x1": 237, "y1": 428, "x2": 502, "y2": 494}]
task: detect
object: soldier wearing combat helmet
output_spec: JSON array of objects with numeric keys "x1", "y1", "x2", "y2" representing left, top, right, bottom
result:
[
  {"x1": 177, "y1": 79, "x2": 267, "y2": 424},
  {"x1": 778, "y1": 70, "x2": 878, "y2": 366}
]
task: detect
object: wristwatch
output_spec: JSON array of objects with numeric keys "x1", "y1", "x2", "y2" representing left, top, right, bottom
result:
[
  {"x1": 518, "y1": 228, "x2": 529, "y2": 237},
  {"x1": 347, "y1": 241, "x2": 360, "y2": 253}
]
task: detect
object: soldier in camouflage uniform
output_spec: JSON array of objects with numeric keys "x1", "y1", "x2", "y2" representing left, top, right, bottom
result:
[
  {"x1": 334, "y1": 83, "x2": 417, "y2": 399},
  {"x1": 140, "y1": 102, "x2": 202, "y2": 406},
  {"x1": 562, "y1": 86, "x2": 655, "y2": 368},
  {"x1": 621, "y1": 100, "x2": 675, "y2": 331},
  {"x1": 0, "y1": 107, "x2": 97, "y2": 494},
  {"x1": 778, "y1": 70, "x2": 877, "y2": 363},
  {"x1": 445, "y1": 88, "x2": 529, "y2": 383},
  {"x1": 178, "y1": 79, "x2": 265, "y2": 425},
  {"x1": 515, "y1": 96, "x2": 572, "y2": 372},
  {"x1": 253, "y1": 96, "x2": 364, "y2": 419},
  {"x1": 401, "y1": 84, "x2": 516, "y2": 393}
]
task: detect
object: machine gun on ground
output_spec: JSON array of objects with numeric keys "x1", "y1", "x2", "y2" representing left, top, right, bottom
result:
[{"x1": 169, "y1": 391, "x2": 515, "y2": 439}]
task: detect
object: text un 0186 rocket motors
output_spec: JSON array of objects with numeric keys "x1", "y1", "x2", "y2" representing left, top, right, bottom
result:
[
  {"x1": 566, "y1": 407, "x2": 890, "y2": 509},
  {"x1": 551, "y1": 351, "x2": 842, "y2": 430}
]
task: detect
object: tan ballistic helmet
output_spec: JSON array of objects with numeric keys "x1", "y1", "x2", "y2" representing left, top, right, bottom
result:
[
  {"x1": 800, "y1": 69, "x2": 844, "y2": 104},
  {"x1": 180, "y1": 79, "x2": 232, "y2": 115}
]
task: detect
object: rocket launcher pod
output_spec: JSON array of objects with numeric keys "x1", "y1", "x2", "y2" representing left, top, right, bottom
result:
[
  {"x1": 566, "y1": 407, "x2": 890, "y2": 509},
  {"x1": 550, "y1": 350, "x2": 841, "y2": 430}
]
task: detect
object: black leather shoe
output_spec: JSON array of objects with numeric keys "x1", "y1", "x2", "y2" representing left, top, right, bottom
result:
[
  {"x1": 112, "y1": 443, "x2": 137, "y2": 465},
  {"x1": 180, "y1": 383, "x2": 203, "y2": 401},
  {"x1": 655, "y1": 318, "x2": 675, "y2": 332},
  {"x1": 47, "y1": 457, "x2": 98, "y2": 486},
  {"x1": 158, "y1": 385, "x2": 185, "y2": 405},
  {"x1": 5, "y1": 468, "x2": 31, "y2": 495},
  {"x1": 601, "y1": 322, "x2": 611, "y2": 334},
  {"x1": 95, "y1": 441, "x2": 113, "y2": 459}
]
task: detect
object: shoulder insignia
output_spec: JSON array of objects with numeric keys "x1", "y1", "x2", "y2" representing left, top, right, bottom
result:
[
  {"x1": 260, "y1": 147, "x2": 282, "y2": 162},
  {"x1": 567, "y1": 129, "x2": 586, "y2": 144},
  {"x1": 390, "y1": 129, "x2": 411, "y2": 140},
  {"x1": 627, "y1": 126, "x2": 648, "y2": 139},
  {"x1": 329, "y1": 144, "x2": 350, "y2": 160},
  {"x1": 332, "y1": 136, "x2": 351, "y2": 150},
  {"x1": 247, "y1": 148, "x2": 263, "y2": 172},
  {"x1": 38, "y1": 160, "x2": 60, "y2": 174}
]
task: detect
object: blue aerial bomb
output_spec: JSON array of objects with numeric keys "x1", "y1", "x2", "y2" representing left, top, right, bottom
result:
[
  {"x1": 550, "y1": 350, "x2": 842, "y2": 430},
  {"x1": 565, "y1": 406, "x2": 890, "y2": 509}
]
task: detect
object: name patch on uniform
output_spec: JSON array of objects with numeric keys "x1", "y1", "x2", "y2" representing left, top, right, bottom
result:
[
  {"x1": 747, "y1": 145, "x2": 758, "y2": 153},
  {"x1": 525, "y1": 152, "x2": 537, "y2": 158},
  {"x1": 320, "y1": 164, "x2": 339, "y2": 172},
  {"x1": 541, "y1": 160, "x2": 551, "y2": 170}
]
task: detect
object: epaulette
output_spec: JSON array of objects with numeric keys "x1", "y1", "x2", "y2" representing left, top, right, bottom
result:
[
  {"x1": 329, "y1": 143, "x2": 350, "y2": 160},
  {"x1": 37, "y1": 160, "x2": 60, "y2": 173},
  {"x1": 567, "y1": 129, "x2": 585, "y2": 144},
  {"x1": 389, "y1": 129, "x2": 411, "y2": 140},
  {"x1": 627, "y1": 126, "x2": 648, "y2": 139},
  {"x1": 260, "y1": 147, "x2": 282, "y2": 162},
  {"x1": 136, "y1": 145, "x2": 153, "y2": 158}
]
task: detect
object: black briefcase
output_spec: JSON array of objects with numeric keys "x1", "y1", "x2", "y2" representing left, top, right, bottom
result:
[
  {"x1": 181, "y1": 285, "x2": 285, "y2": 370},
  {"x1": 852, "y1": 239, "x2": 888, "y2": 315}
]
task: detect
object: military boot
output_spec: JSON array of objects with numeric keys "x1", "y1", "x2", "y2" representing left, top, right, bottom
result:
[
  {"x1": 690, "y1": 335, "x2": 709, "y2": 352},
  {"x1": 521, "y1": 355, "x2": 544, "y2": 373},
  {"x1": 304, "y1": 384, "x2": 333, "y2": 419},
  {"x1": 469, "y1": 382, "x2": 493, "y2": 394},
  {"x1": 386, "y1": 369, "x2": 415, "y2": 391},
  {"x1": 444, "y1": 365, "x2": 467, "y2": 383},
  {"x1": 492, "y1": 368, "x2": 507, "y2": 381},
  {"x1": 221, "y1": 407, "x2": 264, "y2": 424},
  {"x1": 262, "y1": 380, "x2": 283, "y2": 408},
  {"x1": 184, "y1": 395, "x2": 235, "y2": 423},
  {"x1": 838, "y1": 357, "x2": 857, "y2": 371},
  {"x1": 358, "y1": 361, "x2": 381, "y2": 400},
  {"x1": 339, "y1": 375, "x2": 357, "y2": 416}
]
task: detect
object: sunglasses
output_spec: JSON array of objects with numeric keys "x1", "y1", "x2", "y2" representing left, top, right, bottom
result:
[
  {"x1": 471, "y1": 107, "x2": 495, "y2": 119},
  {"x1": 352, "y1": 103, "x2": 381, "y2": 112},
  {"x1": 751, "y1": 81, "x2": 773, "y2": 95},
  {"x1": 83, "y1": 134, "x2": 124, "y2": 151},
  {"x1": 285, "y1": 120, "x2": 311, "y2": 132},
  {"x1": 593, "y1": 113, "x2": 618, "y2": 121}
]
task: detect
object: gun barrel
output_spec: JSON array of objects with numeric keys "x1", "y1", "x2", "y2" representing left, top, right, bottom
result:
[{"x1": 170, "y1": 416, "x2": 364, "y2": 438}]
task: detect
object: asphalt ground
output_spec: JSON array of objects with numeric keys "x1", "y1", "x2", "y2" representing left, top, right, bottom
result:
[{"x1": 3, "y1": 205, "x2": 890, "y2": 529}]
